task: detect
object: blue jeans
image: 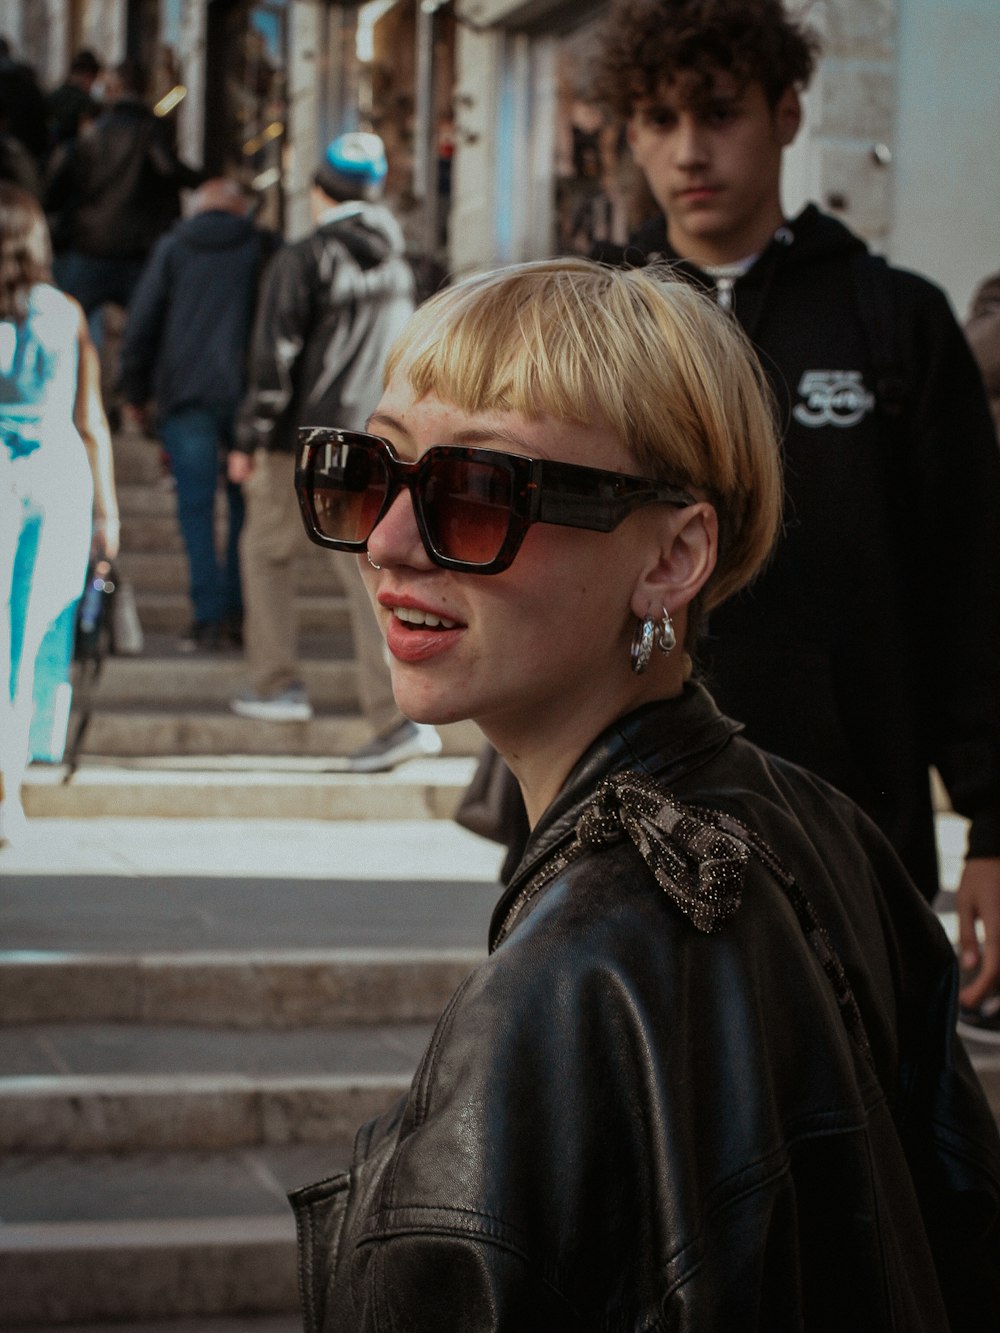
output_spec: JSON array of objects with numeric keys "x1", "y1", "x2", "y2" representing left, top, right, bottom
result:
[{"x1": 159, "y1": 405, "x2": 244, "y2": 626}]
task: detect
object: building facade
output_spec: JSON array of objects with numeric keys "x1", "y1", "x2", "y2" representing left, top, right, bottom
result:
[
  {"x1": 1, "y1": 0, "x2": 997, "y2": 315},
  {"x1": 449, "y1": 0, "x2": 1000, "y2": 318}
]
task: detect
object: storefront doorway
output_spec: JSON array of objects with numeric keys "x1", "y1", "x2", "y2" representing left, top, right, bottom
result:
[{"x1": 205, "y1": 0, "x2": 289, "y2": 231}]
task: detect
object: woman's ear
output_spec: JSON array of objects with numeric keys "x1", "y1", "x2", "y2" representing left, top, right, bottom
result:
[{"x1": 630, "y1": 502, "x2": 717, "y2": 621}]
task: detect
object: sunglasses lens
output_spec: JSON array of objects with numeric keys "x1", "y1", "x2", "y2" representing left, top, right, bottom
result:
[
  {"x1": 310, "y1": 441, "x2": 388, "y2": 544},
  {"x1": 423, "y1": 456, "x2": 513, "y2": 565}
]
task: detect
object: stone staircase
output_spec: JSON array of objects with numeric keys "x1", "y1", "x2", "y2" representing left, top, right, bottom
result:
[
  {"x1": 21, "y1": 425, "x2": 483, "y2": 819},
  {"x1": 2, "y1": 426, "x2": 496, "y2": 1328},
  {"x1": 0, "y1": 863, "x2": 499, "y2": 1328}
]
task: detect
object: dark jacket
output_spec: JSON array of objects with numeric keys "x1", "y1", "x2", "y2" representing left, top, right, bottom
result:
[
  {"x1": 596, "y1": 206, "x2": 1000, "y2": 898},
  {"x1": 0, "y1": 53, "x2": 47, "y2": 162},
  {"x1": 235, "y1": 202, "x2": 415, "y2": 454},
  {"x1": 292, "y1": 686, "x2": 1000, "y2": 1331},
  {"x1": 119, "y1": 210, "x2": 278, "y2": 418},
  {"x1": 0, "y1": 131, "x2": 41, "y2": 196},
  {"x1": 965, "y1": 270, "x2": 1000, "y2": 437},
  {"x1": 45, "y1": 96, "x2": 201, "y2": 260}
]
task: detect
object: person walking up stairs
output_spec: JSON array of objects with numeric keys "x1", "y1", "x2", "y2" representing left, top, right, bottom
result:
[{"x1": 229, "y1": 132, "x2": 440, "y2": 773}]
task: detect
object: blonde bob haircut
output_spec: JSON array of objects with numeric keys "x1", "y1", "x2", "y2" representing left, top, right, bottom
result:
[{"x1": 384, "y1": 257, "x2": 782, "y2": 628}]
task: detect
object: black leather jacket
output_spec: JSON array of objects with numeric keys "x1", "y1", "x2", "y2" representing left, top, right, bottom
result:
[
  {"x1": 235, "y1": 202, "x2": 415, "y2": 455},
  {"x1": 45, "y1": 97, "x2": 200, "y2": 259},
  {"x1": 292, "y1": 686, "x2": 1000, "y2": 1331}
]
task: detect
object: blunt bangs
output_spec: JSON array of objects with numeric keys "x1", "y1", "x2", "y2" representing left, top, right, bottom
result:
[{"x1": 384, "y1": 257, "x2": 782, "y2": 613}]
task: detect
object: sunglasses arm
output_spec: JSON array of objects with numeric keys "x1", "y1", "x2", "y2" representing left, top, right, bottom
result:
[{"x1": 533, "y1": 466, "x2": 696, "y2": 533}]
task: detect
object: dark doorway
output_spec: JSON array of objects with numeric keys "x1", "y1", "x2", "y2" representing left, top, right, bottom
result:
[{"x1": 205, "y1": 0, "x2": 289, "y2": 231}]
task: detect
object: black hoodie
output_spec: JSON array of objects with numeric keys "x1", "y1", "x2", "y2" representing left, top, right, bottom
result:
[{"x1": 599, "y1": 205, "x2": 1000, "y2": 897}]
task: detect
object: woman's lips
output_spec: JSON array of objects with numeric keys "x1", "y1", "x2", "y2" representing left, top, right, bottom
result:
[
  {"x1": 384, "y1": 604, "x2": 464, "y2": 663},
  {"x1": 392, "y1": 605, "x2": 460, "y2": 630}
]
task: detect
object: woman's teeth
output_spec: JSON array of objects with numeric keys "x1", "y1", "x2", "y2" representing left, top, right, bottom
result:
[{"x1": 394, "y1": 607, "x2": 458, "y2": 630}]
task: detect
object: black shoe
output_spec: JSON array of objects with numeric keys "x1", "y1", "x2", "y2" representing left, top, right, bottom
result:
[
  {"x1": 179, "y1": 621, "x2": 223, "y2": 653},
  {"x1": 224, "y1": 612, "x2": 244, "y2": 648},
  {"x1": 957, "y1": 996, "x2": 1000, "y2": 1045}
]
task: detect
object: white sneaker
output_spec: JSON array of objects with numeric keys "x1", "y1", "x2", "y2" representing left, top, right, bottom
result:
[
  {"x1": 230, "y1": 684, "x2": 313, "y2": 723},
  {"x1": 331, "y1": 720, "x2": 443, "y2": 773},
  {"x1": 0, "y1": 790, "x2": 28, "y2": 847}
]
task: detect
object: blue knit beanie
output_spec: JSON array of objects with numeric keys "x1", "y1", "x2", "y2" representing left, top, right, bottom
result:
[{"x1": 314, "y1": 132, "x2": 388, "y2": 203}]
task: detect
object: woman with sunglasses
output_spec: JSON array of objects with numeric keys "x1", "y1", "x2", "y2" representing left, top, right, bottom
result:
[{"x1": 291, "y1": 258, "x2": 1000, "y2": 1330}]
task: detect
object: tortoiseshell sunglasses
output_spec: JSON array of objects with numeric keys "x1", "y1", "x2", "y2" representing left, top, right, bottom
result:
[{"x1": 295, "y1": 427, "x2": 695, "y2": 575}]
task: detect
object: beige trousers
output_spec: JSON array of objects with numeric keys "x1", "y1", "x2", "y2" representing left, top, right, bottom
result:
[{"x1": 239, "y1": 449, "x2": 399, "y2": 733}]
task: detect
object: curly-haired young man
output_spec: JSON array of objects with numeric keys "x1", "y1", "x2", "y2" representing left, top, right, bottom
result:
[{"x1": 591, "y1": 0, "x2": 1000, "y2": 1039}]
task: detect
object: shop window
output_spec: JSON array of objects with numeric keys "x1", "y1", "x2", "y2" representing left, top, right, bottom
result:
[{"x1": 554, "y1": 22, "x2": 654, "y2": 256}]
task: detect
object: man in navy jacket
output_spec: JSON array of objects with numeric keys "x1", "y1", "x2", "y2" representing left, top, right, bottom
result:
[{"x1": 120, "y1": 177, "x2": 278, "y2": 649}]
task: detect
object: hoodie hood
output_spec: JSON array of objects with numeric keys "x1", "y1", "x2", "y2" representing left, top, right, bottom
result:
[
  {"x1": 616, "y1": 205, "x2": 869, "y2": 339},
  {"x1": 627, "y1": 204, "x2": 868, "y2": 273},
  {"x1": 177, "y1": 209, "x2": 260, "y2": 252},
  {"x1": 318, "y1": 201, "x2": 407, "y2": 270}
]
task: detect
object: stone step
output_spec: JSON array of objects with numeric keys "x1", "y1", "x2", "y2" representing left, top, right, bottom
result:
[
  {"x1": 76, "y1": 709, "x2": 369, "y2": 758},
  {"x1": 0, "y1": 948, "x2": 482, "y2": 1026},
  {"x1": 123, "y1": 548, "x2": 345, "y2": 595},
  {"x1": 21, "y1": 755, "x2": 478, "y2": 819},
  {"x1": 112, "y1": 429, "x2": 165, "y2": 486},
  {"x1": 73, "y1": 709, "x2": 483, "y2": 759},
  {"x1": 120, "y1": 511, "x2": 188, "y2": 552},
  {"x1": 115, "y1": 480, "x2": 179, "y2": 517},
  {"x1": 0, "y1": 1211, "x2": 300, "y2": 1326},
  {"x1": 0, "y1": 1020, "x2": 428, "y2": 1152},
  {"x1": 7, "y1": 1030, "x2": 994, "y2": 1153},
  {"x1": 130, "y1": 589, "x2": 348, "y2": 634},
  {"x1": 15, "y1": 1320, "x2": 302, "y2": 1333},
  {"x1": 88, "y1": 647, "x2": 357, "y2": 707},
  {"x1": 11, "y1": 1318, "x2": 301, "y2": 1333},
  {"x1": 0, "y1": 830, "x2": 501, "y2": 949},
  {"x1": 2, "y1": 1049, "x2": 997, "y2": 1327}
]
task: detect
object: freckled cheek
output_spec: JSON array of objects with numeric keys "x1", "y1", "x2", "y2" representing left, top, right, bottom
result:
[{"x1": 467, "y1": 530, "x2": 618, "y2": 644}]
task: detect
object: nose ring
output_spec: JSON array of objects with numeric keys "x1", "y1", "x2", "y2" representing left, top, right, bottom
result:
[{"x1": 367, "y1": 553, "x2": 382, "y2": 570}]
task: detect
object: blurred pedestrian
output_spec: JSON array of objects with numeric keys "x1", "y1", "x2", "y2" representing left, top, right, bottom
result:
[
  {"x1": 966, "y1": 268, "x2": 1000, "y2": 438},
  {"x1": 0, "y1": 183, "x2": 119, "y2": 845},
  {"x1": 45, "y1": 57, "x2": 201, "y2": 344},
  {"x1": 46, "y1": 48, "x2": 102, "y2": 153},
  {"x1": 291, "y1": 255, "x2": 1000, "y2": 1330},
  {"x1": 0, "y1": 87, "x2": 41, "y2": 196},
  {"x1": 120, "y1": 177, "x2": 278, "y2": 652},
  {"x1": 0, "y1": 37, "x2": 47, "y2": 166},
  {"x1": 230, "y1": 132, "x2": 440, "y2": 771}
]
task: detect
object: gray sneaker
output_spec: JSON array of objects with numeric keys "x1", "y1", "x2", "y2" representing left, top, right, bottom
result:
[
  {"x1": 332, "y1": 720, "x2": 443, "y2": 773},
  {"x1": 230, "y1": 684, "x2": 313, "y2": 723}
]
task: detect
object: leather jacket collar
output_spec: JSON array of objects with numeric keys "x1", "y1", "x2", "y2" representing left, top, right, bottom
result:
[{"x1": 491, "y1": 684, "x2": 742, "y2": 949}]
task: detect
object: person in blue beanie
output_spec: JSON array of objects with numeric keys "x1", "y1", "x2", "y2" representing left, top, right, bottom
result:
[{"x1": 229, "y1": 132, "x2": 440, "y2": 771}]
